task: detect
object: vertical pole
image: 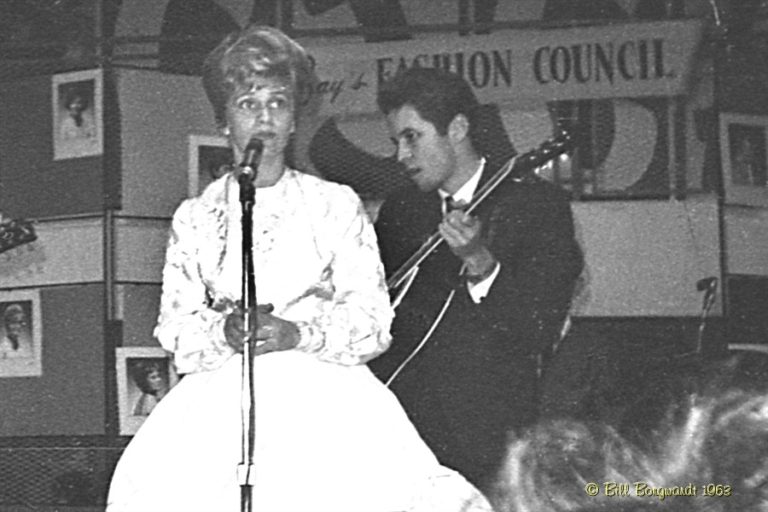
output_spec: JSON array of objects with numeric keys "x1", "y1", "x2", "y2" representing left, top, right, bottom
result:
[
  {"x1": 96, "y1": 0, "x2": 121, "y2": 443},
  {"x1": 709, "y1": 0, "x2": 731, "y2": 350}
]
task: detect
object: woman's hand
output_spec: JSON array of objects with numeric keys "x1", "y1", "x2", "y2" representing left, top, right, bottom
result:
[{"x1": 224, "y1": 303, "x2": 300, "y2": 356}]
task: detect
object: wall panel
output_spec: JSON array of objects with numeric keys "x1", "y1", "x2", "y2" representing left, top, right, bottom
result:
[
  {"x1": 0, "y1": 285, "x2": 105, "y2": 437},
  {"x1": 0, "y1": 218, "x2": 103, "y2": 289},
  {"x1": 572, "y1": 195, "x2": 721, "y2": 316},
  {"x1": 0, "y1": 75, "x2": 103, "y2": 218},
  {"x1": 114, "y1": 217, "x2": 170, "y2": 283},
  {"x1": 725, "y1": 207, "x2": 768, "y2": 275}
]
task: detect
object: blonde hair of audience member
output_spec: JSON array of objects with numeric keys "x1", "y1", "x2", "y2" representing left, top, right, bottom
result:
[{"x1": 491, "y1": 389, "x2": 768, "y2": 512}]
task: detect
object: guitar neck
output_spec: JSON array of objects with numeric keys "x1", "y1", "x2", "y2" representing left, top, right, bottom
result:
[{"x1": 385, "y1": 130, "x2": 574, "y2": 297}]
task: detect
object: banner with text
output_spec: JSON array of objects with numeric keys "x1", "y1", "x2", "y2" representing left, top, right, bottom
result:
[{"x1": 303, "y1": 19, "x2": 703, "y2": 116}]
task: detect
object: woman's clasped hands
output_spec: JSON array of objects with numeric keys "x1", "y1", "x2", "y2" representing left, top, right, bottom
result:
[{"x1": 224, "y1": 303, "x2": 300, "y2": 356}]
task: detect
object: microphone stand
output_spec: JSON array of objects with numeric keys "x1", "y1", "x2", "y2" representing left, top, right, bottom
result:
[{"x1": 237, "y1": 165, "x2": 257, "y2": 512}]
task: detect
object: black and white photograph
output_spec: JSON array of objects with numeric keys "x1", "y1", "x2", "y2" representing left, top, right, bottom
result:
[
  {"x1": 720, "y1": 113, "x2": 768, "y2": 207},
  {"x1": 0, "y1": 289, "x2": 42, "y2": 378},
  {"x1": 188, "y1": 134, "x2": 232, "y2": 197},
  {"x1": 52, "y1": 69, "x2": 103, "y2": 160},
  {"x1": 115, "y1": 347, "x2": 178, "y2": 436},
  {"x1": 4, "y1": 1, "x2": 768, "y2": 511}
]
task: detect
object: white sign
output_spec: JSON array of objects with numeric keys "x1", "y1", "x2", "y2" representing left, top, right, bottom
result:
[{"x1": 302, "y1": 20, "x2": 703, "y2": 115}]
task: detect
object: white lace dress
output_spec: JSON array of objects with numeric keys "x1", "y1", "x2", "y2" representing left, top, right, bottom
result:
[{"x1": 106, "y1": 170, "x2": 492, "y2": 512}]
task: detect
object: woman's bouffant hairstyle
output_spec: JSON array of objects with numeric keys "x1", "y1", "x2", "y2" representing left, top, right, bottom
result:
[
  {"x1": 63, "y1": 85, "x2": 90, "y2": 110},
  {"x1": 3, "y1": 304, "x2": 24, "y2": 326},
  {"x1": 130, "y1": 359, "x2": 168, "y2": 395},
  {"x1": 202, "y1": 25, "x2": 314, "y2": 129}
]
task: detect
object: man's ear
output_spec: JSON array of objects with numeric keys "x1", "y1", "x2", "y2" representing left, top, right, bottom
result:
[{"x1": 448, "y1": 114, "x2": 470, "y2": 145}]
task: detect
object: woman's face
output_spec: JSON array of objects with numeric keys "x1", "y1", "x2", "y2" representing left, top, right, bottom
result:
[
  {"x1": 225, "y1": 75, "x2": 295, "y2": 165},
  {"x1": 5, "y1": 314, "x2": 25, "y2": 340},
  {"x1": 146, "y1": 369, "x2": 166, "y2": 393},
  {"x1": 67, "y1": 96, "x2": 86, "y2": 116}
]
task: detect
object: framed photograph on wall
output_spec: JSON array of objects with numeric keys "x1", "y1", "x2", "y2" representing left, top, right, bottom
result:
[
  {"x1": 0, "y1": 289, "x2": 42, "y2": 378},
  {"x1": 116, "y1": 347, "x2": 179, "y2": 435},
  {"x1": 52, "y1": 69, "x2": 103, "y2": 161},
  {"x1": 188, "y1": 134, "x2": 232, "y2": 197},
  {"x1": 719, "y1": 113, "x2": 768, "y2": 207}
]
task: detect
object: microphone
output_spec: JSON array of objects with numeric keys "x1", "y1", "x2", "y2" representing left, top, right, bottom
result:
[
  {"x1": 696, "y1": 277, "x2": 718, "y2": 292},
  {"x1": 239, "y1": 138, "x2": 264, "y2": 180}
]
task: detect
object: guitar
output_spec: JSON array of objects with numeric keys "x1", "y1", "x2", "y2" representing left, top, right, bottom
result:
[
  {"x1": 380, "y1": 130, "x2": 577, "y2": 386},
  {"x1": 388, "y1": 130, "x2": 576, "y2": 306},
  {"x1": 0, "y1": 217, "x2": 37, "y2": 255}
]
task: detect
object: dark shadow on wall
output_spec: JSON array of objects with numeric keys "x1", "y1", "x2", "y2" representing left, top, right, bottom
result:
[
  {"x1": 302, "y1": 0, "x2": 411, "y2": 41},
  {"x1": 159, "y1": 0, "x2": 239, "y2": 75}
]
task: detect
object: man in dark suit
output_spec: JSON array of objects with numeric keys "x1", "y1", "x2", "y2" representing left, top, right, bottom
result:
[{"x1": 369, "y1": 67, "x2": 584, "y2": 492}]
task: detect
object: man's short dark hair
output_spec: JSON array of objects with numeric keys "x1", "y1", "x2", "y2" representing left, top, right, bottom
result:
[{"x1": 377, "y1": 67, "x2": 481, "y2": 148}]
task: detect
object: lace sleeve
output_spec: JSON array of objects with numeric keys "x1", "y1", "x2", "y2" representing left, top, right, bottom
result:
[
  {"x1": 153, "y1": 200, "x2": 236, "y2": 374},
  {"x1": 293, "y1": 191, "x2": 393, "y2": 365}
]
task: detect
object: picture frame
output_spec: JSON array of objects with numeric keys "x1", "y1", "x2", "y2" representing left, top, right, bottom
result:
[
  {"x1": 116, "y1": 347, "x2": 179, "y2": 435},
  {"x1": 719, "y1": 113, "x2": 768, "y2": 207},
  {"x1": 0, "y1": 289, "x2": 42, "y2": 378},
  {"x1": 52, "y1": 69, "x2": 103, "y2": 161},
  {"x1": 188, "y1": 134, "x2": 232, "y2": 197}
]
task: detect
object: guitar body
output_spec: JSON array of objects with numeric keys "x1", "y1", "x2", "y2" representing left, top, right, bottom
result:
[
  {"x1": 369, "y1": 129, "x2": 584, "y2": 488},
  {"x1": 373, "y1": 169, "x2": 548, "y2": 372},
  {"x1": 370, "y1": 188, "x2": 446, "y2": 376},
  {"x1": 375, "y1": 131, "x2": 577, "y2": 381},
  {"x1": 384, "y1": 130, "x2": 575, "y2": 292},
  {"x1": 372, "y1": 154, "x2": 585, "y2": 487}
]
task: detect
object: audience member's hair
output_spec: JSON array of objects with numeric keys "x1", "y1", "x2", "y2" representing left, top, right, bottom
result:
[
  {"x1": 491, "y1": 388, "x2": 768, "y2": 512},
  {"x1": 201, "y1": 24, "x2": 313, "y2": 129}
]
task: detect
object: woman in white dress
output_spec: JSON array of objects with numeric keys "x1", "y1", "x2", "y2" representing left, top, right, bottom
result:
[{"x1": 106, "y1": 24, "x2": 492, "y2": 512}]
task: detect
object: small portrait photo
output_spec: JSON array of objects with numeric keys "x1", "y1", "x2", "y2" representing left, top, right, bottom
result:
[
  {"x1": 728, "y1": 124, "x2": 767, "y2": 187},
  {"x1": 720, "y1": 113, "x2": 768, "y2": 207},
  {"x1": 0, "y1": 289, "x2": 43, "y2": 378},
  {"x1": 116, "y1": 347, "x2": 179, "y2": 435},
  {"x1": 52, "y1": 69, "x2": 103, "y2": 160},
  {"x1": 188, "y1": 134, "x2": 233, "y2": 197}
]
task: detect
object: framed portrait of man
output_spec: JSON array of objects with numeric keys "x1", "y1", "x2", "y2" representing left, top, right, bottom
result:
[
  {"x1": 188, "y1": 134, "x2": 232, "y2": 197},
  {"x1": 52, "y1": 69, "x2": 103, "y2": 161},
  {"x1": 116, "y1": 347, "x2": 179, "y2": 435},
  {"x1": 0, "y1": 289, "x2": 42, "y2": 378},
  {"x1": 720, "y1": 113, "x2": 768, "y2": 207}
]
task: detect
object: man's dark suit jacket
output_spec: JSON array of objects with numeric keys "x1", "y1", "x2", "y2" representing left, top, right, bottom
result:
[{"x1": 370, "y1": 159, "x2": 584, "y2": 490}]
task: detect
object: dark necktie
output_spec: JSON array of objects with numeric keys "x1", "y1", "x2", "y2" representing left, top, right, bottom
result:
[{"x1": 443, "y1": 196, "x2": 458, "y2": 214}]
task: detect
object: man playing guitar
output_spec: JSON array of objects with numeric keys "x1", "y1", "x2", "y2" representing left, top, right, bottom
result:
[{"x1": 369, "y1": 67, "x2": 584, "y2": 493}]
